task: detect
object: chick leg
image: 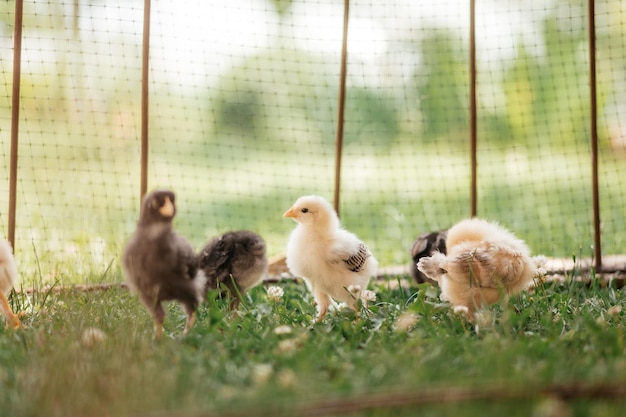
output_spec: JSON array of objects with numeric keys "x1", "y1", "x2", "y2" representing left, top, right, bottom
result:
[
  {"x1": 182, "y1": 302, "x2": 196, "y2": 335},
  {"x1": 313, "y1": 290, "x2": 332, "y2": 322},
  {"x1": 229, "y1": 297, "x2": 241, "y2": 311},
  {"x1": 0, "y1": 292, "x2": 21, "y2": 329},
  {"x1": 151, "y1": 302, "x2": 166, "y2": 339},
  {"x1": 184, "y1": 312, "x2": 195, "y2": 335},
  {"x1": 139, "y1": 289, "x2": 165, "y2": 339},
  {"x1": 469, "y1": 287, "x2": 502, "y2": 311},
  {"x1": 224, "y1": 279, "x2": 242, "y2": 311}
]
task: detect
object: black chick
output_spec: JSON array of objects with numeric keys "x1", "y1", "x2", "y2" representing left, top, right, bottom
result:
[
  {"x1": 122, "y1": 189, "x2": 205, "y2": 338},
  {"x1": 410, "y1": 230, "x2": 448, "y2": 286},
  {"x1": 198, "y1": 230, "x2": 268, "y2": 310}
]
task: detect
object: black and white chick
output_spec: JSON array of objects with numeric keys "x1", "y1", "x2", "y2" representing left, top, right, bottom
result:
[
  {"x1": 122, "y1": 189, "x2": 206, "y2": 338},
  {"x1": 284, "y1": 195, "x2": 378, "y2": 322},
  {"x1": 198, "y1": 230, "x2": 268, "y2": 310},
  {"x1": 0, "y1": 239, "x2": 22, "y2": 329},
  {"x1": 409, "y1": 229, "x2": 448, "y2": 286}
]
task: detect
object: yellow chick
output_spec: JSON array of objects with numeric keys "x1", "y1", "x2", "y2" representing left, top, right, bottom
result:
[
  {"x1": 0, "y1": 239, "x2": 22, "y2": 329},
  {"x1": 417, "y1": 218, "x2": 536, "y2": 314},
  {"x1": 284, "y1": 195, "x2": 378, "y2": 321}
]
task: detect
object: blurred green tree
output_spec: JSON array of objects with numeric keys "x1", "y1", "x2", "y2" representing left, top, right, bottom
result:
[
  {"x1": 415, "y1": 29, "x2": 468, "y2": 142},
  {"x1": 502, "y1": 2, "x2": 589, "y2": 148}
]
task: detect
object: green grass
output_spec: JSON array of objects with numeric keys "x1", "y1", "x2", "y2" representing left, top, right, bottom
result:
[{"x1": 2, "y1": 272, "x2": 626, "y2": 417}]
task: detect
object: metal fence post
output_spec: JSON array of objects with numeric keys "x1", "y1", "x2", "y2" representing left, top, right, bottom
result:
[
  {"x1": 140, "y1": 0, "x2": 151, "y2": 206},
  {"x1": 333, "y1": 0, "x2": 350, "y2": 217},
  {"x1": 469, "y1": 0, "x2": 478, "y2": 218},
  {"x1": 588, "y1": 0, "x2": 602, "y2": 271}
]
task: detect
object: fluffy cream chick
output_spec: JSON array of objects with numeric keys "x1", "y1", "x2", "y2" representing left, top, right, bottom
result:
[
  {"x1": 417, "y1": 218, "x2": 536, "y2": 315},
  {"x1": 284, "y1": 195, "x2": 378, "y2": 321},
  {"x1": 0, "y1": 239, "x2": 22, "y2": 329}
]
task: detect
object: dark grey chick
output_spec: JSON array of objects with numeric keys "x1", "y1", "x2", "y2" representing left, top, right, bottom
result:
[
  {"x1": 198, "y1": 230, "x2": 268, "y2": 310},
  {"x1": 122, "y1": 189, "x2": 206, "y2": 338},
  {"x1": 410, "y1": 229, "x2": 448, "y2": 286}
]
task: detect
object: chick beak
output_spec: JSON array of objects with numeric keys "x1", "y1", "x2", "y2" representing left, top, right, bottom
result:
[
  {"x1": 159, "y1": 196, "x2": 175, "y2": 217},
  {"x1": 283, "y1": 207, "x2": 297, "y2": 218}
]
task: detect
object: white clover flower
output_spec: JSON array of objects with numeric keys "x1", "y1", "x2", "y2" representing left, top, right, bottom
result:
[
  {"x1": 336, "y1": 302, "x2": 350, "y2": 311},
  {"x1": 251, "y1": 364, "x2": 273, "y2": 385},
  {"x1": 361, "y1": 289, "x2": 376, "y2": 302},
  {"x1": 533, "y1": 254, "x2": 548, "y2": 268},
  {"x1": 81, "y1": 327, "x2": 107, "y2": 348},
  {"x1": 276, "y1": 339, "x2": 298, "y2": 355},
  {"x1": 607, "y1": 305, "x2": 622, "y2": 316},
  {"x1": 473, "y1": 310, "x2": 494, "y2": 332},
  {"x1": 277, "y1": 369, "x2": 296, "y2": 389},
  {"x1": 273, "y1": 325, "x2": 293, "y2": 336},
  {"x1": 453, "y1": 305, "x2": 470, "y2": 316},
  {"x1": 394, "y1": 311, "x2": 418, "y2": 332},
  {"x1": 266, "y1": 285, "x2": 284, "y2": 302}
]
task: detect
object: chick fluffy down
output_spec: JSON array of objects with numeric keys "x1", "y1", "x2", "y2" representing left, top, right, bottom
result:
[
  {"x1": 284, "y1": 195, "x2": 378, "y2": 316},
  {"x1": 0, "y1": 239, "x2": 18, "y2": 295},
  {"x1": 417, "y1": 218, "x2": 536, "y2": 313}
]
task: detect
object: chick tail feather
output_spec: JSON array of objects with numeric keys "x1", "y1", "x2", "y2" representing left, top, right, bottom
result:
[{"x1": 445, "y1": 244, "x2": 531, "y2": 290}]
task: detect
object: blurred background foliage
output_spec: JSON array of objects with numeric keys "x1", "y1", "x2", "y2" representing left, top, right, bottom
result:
[{"x1": 0, "y1": 0, "x2": 625, "y2": 285}]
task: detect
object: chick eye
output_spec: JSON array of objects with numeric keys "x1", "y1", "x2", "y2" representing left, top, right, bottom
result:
[{"x1": 301, "y1": 208, "x2": 309, "y2": 213}]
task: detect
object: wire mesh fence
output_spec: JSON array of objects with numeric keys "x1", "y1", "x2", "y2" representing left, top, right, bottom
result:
[{"x1": 2, "y1": 0, "x2": 625, "y2": 285}]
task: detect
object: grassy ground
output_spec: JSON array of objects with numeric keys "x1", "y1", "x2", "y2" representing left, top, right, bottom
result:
[{"x1": 2, "y1": 271, "x2": 626, "y2": 417}]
